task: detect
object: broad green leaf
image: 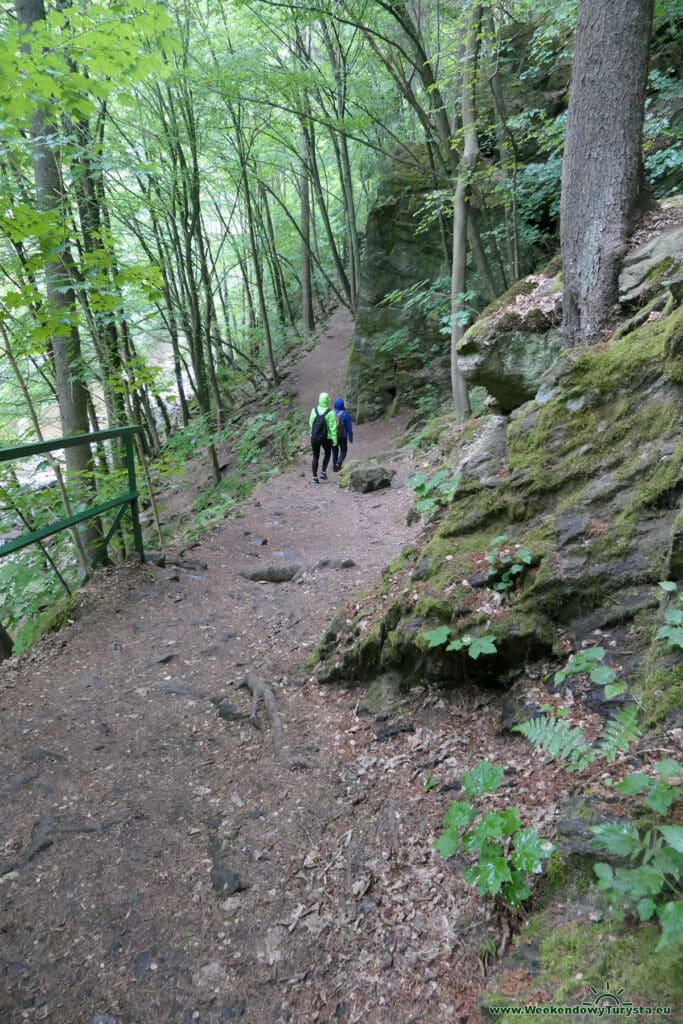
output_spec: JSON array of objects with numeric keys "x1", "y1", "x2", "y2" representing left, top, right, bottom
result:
[
  {"x1": 590, "y1": 665, "x2": 616, "y2": 685},
  {"x1": 503, "y1": 871, "x2": 532, "y2": 906},
  {"x1": 658, "y1": 581, "x2": 678, "y2": 593},
  {"x1": 664, "y1": 608, "x2": 683, "y2": 626},
  {"x1": 656, "y1": 625, "x2": 683, "y2": 648},
  {"x1": 590, "y1": 822, "x2": 640, "y2": 856},
  {"x1": 604, "y1": 682, "x2": 627, "y2": 699},
  {"x1": 646, "y1": 781, "x2": 679, "y2": 815},
  {"x1": 461, "y1": 760, "x2": 504, "y2": 797},
  {"x1": 423, "y1": 626, "x2": 451, "y2": 648},
  {"x1": 465, "y1": 810, "x2": 521, "y2": 849},
  {"x1": 653, "y1": 845, "x2": 683, "y2": 877},
  {"x1": 512, "y1": 829, "x2": 548, "y2": 874},
  {"x1": 613, "y1": 865, "x2": 665, "y2": 899},
  {"x1": 614, "y1": 773, "x2": 651, "y2": 796},
  {"x1": 654, "y1": 759, "x2": 681, "y2": 778},
  {"x1": 575, "y1": 646, "x2": 606, "y2": 663},
  {"x1": 474, "y1": 853, "x2": 512, "y2": 897},
  {"x1": 659, "y1": 826, "x2": 683, "y2": 855},
  {"x1": 656, "y1": 901, "x2": 683, "y2": 951},
  {"x1": 467, "y1": 635, "x2": 497, "y2": 659},
  {"x1": 415, "y1": 497, "x2": 437, "y2": 514},
  {"x1": 637, "y1": 897, "x2": 657, "y2": 922},
  {"x1": 441, "y1": 801, "x2": 477, "y2": 831},
  {"x1": 594, "y1": 862, "x2": 614, "y2": 886},
  {"x1": 434, "y1": 831, "x2": 460, "y2": 859}
]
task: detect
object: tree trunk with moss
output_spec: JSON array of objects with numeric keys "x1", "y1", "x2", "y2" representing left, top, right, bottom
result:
[{"x1": 561, "y1": 0, "x2": 654, "y2": 345}]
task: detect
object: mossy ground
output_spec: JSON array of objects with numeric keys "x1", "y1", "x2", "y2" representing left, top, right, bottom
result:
[{"x1": 484, "y1": 915, "x2": 683, "y2": 1019}]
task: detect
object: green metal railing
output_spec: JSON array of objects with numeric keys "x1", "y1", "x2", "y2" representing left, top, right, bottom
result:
[{"x1": 0, "y1": 425, "x2": 145, "y2": 574}]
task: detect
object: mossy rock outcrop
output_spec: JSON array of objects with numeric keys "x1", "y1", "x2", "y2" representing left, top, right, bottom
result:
[
  {"x1": 346, "y1": 160, "x2": 451, "y2": 423},
  {"x1": 318, "y1": 285, "x2": 683, "y2": 724}
]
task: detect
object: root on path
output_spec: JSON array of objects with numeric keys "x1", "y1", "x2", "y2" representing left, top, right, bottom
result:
[{"x1": 239, "y1": 671, "x2": 313, "y2": 770}]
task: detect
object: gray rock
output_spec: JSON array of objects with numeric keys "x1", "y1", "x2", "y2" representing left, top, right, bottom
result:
[
  {"x1": 217, "y1": 702, "x2": 247, "y2": 723},
  {"x1": 619, "y1": 225, "x2": 683, "y2": 304},
  {"x1": 143, "y1": 550, "x2": 166, "y2": 567},
  {"x1": 154, "y1": 681, "x2": 197, "y2": 697},
  {"x1": 240, "y1": 564, "x2": 302, "y2": 583},
  {"x1": 314, "y1": 557, "x2": 356, "y2": 570},
  {"x1": 90, "y1": 1016, "x2": 118, "y2": 1024},
  {"x1": 556, "y1": 798, "x2": 632, "y2": 860},
  {"x1": 458, "y1": 313, "x2": 563, "y2": 413},
  {"x1": 347, "y1": 464, "x2": 396, "y2": 493},
  {"x1": 208, "y1": 837, "x2": 248, "y2": 896}
]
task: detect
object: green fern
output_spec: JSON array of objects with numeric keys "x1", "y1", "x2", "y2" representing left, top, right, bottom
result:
[
  {"x1": 595, "y1": 706, "x2": 641, "y2": 762},
  {"x1": 513, "y1": 716, "x2": 592, "y2": 770},
  {"x1": 514, "y1": 706, "x2": 642, "y2": 772}
]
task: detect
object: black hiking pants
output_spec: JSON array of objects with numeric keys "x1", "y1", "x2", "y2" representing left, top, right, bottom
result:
[
  {"x1": 312, "y1": 439, "x2": 332, "y2": 478},
  {"x1": 333, "y1": 438, "x2": 348, "y2": 469}
]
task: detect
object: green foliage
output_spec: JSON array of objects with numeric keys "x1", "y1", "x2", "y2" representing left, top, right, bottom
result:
[
  {"x1": 235, "y1": 409, "x2": 298, "y2": 468},
  {"x1": 513, "y1": 706, "x2": 641, "y2": 772},
  {"x1": 656, "y1": 581, "x2": 683, "y2": 650},
  {"x1": 407, "y1": 468, "x2": 460, "y2": 520},
  {"x1": 591, "y1": 760, "x2": 683, "y2": 950},
  {"x1": 434, "y1": 759, "x2": 551, "y2": 907},
  {"x1": 0, "y1": 465, "x2": 77, "y2": 634},
  {"x1": 644, "y1": 69, "x2": 683, "y2": 196},
  {"x1": 554, "y1": 645, "x2": 627, "y2": 699},
  {"x1": 485, "y1": 534, "x2": 533, "y2": 595},
  {"x1": 423, "y1": 625, "x2": 497, "y2": 660}
]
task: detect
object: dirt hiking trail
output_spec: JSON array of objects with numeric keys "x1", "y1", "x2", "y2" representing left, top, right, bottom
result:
[{"x1": 0, "y1": 310, "x2": 559, "y2": 1024}]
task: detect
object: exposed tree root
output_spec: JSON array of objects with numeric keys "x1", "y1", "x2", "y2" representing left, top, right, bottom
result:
[{"x1": 238, "y1": 672, "x2": 313, "y2": 770}]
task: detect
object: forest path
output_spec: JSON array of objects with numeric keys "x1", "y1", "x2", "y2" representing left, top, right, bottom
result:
[{"x1": 0, "y1": 309, "x2": 525, "y2": 1024}]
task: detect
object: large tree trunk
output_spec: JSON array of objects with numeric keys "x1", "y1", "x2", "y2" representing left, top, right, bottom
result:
[
  {"x1": 15, "y1": 0, "x2": 99, "y2": 564},
  {"x1": 561, "y1": 0, "x2": 654, "y2": 345}
]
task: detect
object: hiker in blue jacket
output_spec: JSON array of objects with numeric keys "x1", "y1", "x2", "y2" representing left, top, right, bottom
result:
[{"x1": 332, "y1": 397, "x2": 353, "y2": 472}]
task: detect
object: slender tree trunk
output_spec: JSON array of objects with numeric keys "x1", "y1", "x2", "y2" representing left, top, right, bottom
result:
[
  {"x1": 561, "y1": 0, "x2": 655, "y2": 345},
  {"x1": 450, "y1": 4, "x2": 483, "y2": 417},
  {"x1": 299, "y1": 127, "x2": 315, "y2": 336}
]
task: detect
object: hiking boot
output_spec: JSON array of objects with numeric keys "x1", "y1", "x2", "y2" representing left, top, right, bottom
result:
[
  {"x1": 312, "y1": 477, "x2": 319, "y2": 484},
  {"x1": 319, "y1": 472, "x2": 328, "y2": 480},
  {"x1": 332, "y1": 463, "x2": 340, "y2": 472}
]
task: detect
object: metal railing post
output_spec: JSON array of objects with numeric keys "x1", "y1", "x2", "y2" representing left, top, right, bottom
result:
[{"x1": 125, "y1": 431, "x2": 145, "y2": 562}]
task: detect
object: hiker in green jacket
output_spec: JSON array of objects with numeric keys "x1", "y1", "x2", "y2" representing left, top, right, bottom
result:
[{"x1": 309, "y1": 392, "x2": 337, "y2": 484}]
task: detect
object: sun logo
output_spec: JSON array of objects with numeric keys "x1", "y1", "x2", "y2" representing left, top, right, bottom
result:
[{"x1": 585, "y1": 982, "x2": 631, "y2": 1007}]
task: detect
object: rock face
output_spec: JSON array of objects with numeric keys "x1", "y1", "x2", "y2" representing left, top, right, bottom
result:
[
  {"x1": 346, "y1": 164, "x2": 451, "y2": 422},
  {"x1": 457, "y1": 225, "x2": 683, "y2": 413},
  {"x1": 619, "y1": 224, "x2": 683, "y2": 305},
  {"x1": 316, "y1": 270, "x2": 683, "y2": 725},
  {"x1": 457, "y1": 273, "x2": 563, "y2": 412}
]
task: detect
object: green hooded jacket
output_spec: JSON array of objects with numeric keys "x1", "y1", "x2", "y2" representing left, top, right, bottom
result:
[{"x1": 309, "y1": 392, "x2": 337, "y2": 445}]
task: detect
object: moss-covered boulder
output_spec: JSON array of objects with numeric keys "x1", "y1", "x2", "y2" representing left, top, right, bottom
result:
[
  {"x1": 316, "y1": 294, "x2": 683, "y2": 724},
  {"x1": 457, "y1": 273, "x2": 564, "y2": 412}
]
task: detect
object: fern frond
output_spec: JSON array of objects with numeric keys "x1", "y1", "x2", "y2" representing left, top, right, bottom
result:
[
  {"x1": 513, "y1": 715, "x2": 592, "y2": 770},
  {"x1": 596, "y1": 706, "x2": 641, "y2": 763}
]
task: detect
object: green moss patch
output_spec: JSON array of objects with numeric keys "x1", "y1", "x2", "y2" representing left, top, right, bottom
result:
[{"x1": 484, "y1": 914, "x2": 683, "y2": 1019}]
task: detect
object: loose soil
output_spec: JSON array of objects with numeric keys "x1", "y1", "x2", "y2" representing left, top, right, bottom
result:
[{"x1": 1, "y1": 310, "x2": 564, "y2": 1024}]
